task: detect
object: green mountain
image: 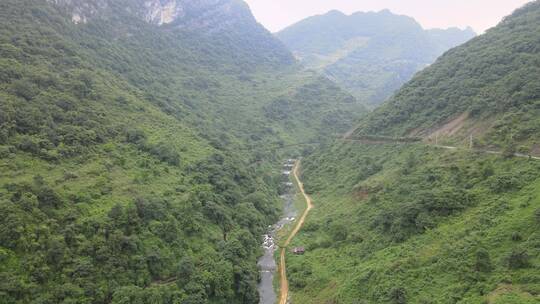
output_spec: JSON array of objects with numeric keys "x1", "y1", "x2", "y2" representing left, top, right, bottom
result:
[
  {"x1": 285, "y1": 2, "x2": 540, "y2": 304},
  {"x1": 277, "y1": 10, "x2": 475, "y2": 106},
  {"x1": 0, "y1": 0, "x2": 363, "y2": 303},
  {"x1": 352, "y1": 2, "x2": 540, "y2": 151}
]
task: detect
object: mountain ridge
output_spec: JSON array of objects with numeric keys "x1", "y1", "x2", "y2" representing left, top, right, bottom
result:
[
  {"x1": 47, "y1": 0, "x2": 254, "y2": 28},
  {"x1": 277, "y1": 9, "x2": 475, "y2": 106},
  {"x1": 351, "y1": 1, "x2": 540, "y2": 151}
]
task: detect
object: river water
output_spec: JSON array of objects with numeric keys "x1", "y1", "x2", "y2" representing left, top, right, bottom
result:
[{"x1": 258, "y1": 192, "x2": 297, "y2": 304}]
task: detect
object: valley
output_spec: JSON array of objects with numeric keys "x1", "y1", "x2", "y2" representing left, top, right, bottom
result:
[
  {"x1": 257, "y1": 187, "x2": 297, "y2": 304},
  {"x1": 278, "y1": 161, "x2": 314, "y2": 304},
  {"x1": 0, "y1": 1, "x2": 539, "y2": 304},
  {"x1": 277, "y1": 10, "x2": 475, "y2": 107},
  {"x1": 0, "y1": 1, "x2": 362, "y2": 303}
]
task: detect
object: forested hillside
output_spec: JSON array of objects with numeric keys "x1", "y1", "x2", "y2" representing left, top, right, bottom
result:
[
  {"x1": 277, "y1": 10, "x2": 475, "y2": 106},
  {"x1": 352, "y1": 1, "x2": 540, "y2": 152},
  {"x1": 286, "y1": 2, "x2": 540, "y2": 304},
  {"x1": 293, "y1": 143, "x2": 540, "y2": 304},
  {"x1": 0, "y1": 0, "x2": 362, "y2": 303}
]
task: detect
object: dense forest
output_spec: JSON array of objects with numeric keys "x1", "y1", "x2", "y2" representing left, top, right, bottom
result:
[
  {"x1": 0, "y1": 0, "x2": 363, "y2": 303},
  {"x1": 2, "y1": 0, "x2": 539, "y2": 303},
  {"x1": 277, "y1": 10, "x2": 475, "y2": 106},
  {"x1": 286, "y1": 2, "x2": 540, "y2": 303}
]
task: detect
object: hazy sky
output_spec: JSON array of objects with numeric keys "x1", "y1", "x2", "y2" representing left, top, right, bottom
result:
[{"x1": 244, "y1": 0, "x2": 531, "y2": 33}]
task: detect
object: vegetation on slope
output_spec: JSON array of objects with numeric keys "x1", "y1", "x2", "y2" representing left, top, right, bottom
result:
[
  {"x1": 277, "y1": 10, "x2": 475, "y2": 106},
  {"x1": 353, "y1": 1, "x2": 540, "y2": 151},
  {"x1": 0, "y1": 0, "x2": 363, "y2": 303},
  {"x1": 289, "y1": 142, "x2": 540, "y2": 304},
  {"x1": 283, "y1": 2, "x2": 540, "y2": 304}
]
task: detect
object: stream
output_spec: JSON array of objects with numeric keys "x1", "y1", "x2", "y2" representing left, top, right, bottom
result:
[{"x1": 258, "y1": 190, "x2": 297, "y2": 304}]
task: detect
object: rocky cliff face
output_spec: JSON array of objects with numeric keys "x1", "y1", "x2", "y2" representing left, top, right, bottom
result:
[
  {"x1": 143, "y1": 0, "x2": 185, "y2": 25},
  {"x1": 47, "y1": 0, "x2": 257, "y2": 33},
  {"x1": 45, "y1": 0, "x2": 294, "y2": 65},
  {"x1": 47, "y1": 0, "x2": 108, "y2": 24}
]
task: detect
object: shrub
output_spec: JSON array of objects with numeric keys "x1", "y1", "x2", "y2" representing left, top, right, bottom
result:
[
  {"x1": 36, "y1": 184, "x2": 62, "y2": 209},
  {"x1": 389, "y1": 287, "x2": 407, "y2": 304},
  {"x1": 506, "y1": 249, "x2": 530, "y2": 269},
  {"x1": 330, "y1": 223, "x2": 348, "y2": 242},
  {"x1": 11, "y1": 79, "x2": 39, "y2": 100},
  {"x1": 517, "y1": 145, "x2": 531, "y2": 155},
  {"x1": 502, "y1": 143, "x2": 517, "y2": 158},
  {"x1": 149, "y1": 143, "x2": 180, "y2": 166},
  {"x1": 0, "y1": 145, "x2": 15, "y2": 157},
  {"x1": 0, "y1": 129, "x2": 8, "y2": 144},
  {"x1": 17, "y1": 135, "x2": 40, "y2": 154},
  {"x1": 474, "y1": 249, "x2": 492, "y2": 273},
  {"x1": 481, "y1": 163, "x2": 495, "y2": 178},
  {"x1": 489, "y1": 173, "x2": 522, "y2": 193},
  {"x1": 125, "y1": 128, "x2": 146, "y2": 144}
]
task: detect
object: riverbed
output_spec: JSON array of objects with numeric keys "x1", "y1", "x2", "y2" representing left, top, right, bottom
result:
[{"x1": 258, "y1": 192, "x2": 297, "y2": 304}]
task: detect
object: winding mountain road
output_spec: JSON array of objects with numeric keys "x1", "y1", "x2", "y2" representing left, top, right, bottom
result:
[
  {"x1": 341, "y1": 138, "x2": 540, "y2": 160},
  {"x1": 431, "y1": 144, "x2": 540, "y2": 160},
  {"x1": 279, "y1": 161, "x2": 313, "y2": 304}
]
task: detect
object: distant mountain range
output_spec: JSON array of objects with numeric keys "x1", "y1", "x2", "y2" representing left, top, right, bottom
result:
[{"x1": 277, "y1": 9, "x2": 476, "y2": 106}]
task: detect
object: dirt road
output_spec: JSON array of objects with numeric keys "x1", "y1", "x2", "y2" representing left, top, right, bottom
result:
[
  {"x1": 432, "y1": 145, "x2": 540, "y2": 160},
  {"x1": 279, "y1": 161, "x2": 314, "y2": 304},
  {"x1": 340, "y1": 138, "x2": 540, "y2": 160}
]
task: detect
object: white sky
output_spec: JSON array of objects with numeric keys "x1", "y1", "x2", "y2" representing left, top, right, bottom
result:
[{"x1": 244, "y1": 0, "x2": 532, "y2": 33}]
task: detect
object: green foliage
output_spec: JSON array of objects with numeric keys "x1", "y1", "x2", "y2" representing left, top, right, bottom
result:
[
  {"x1": 289, "y1": 14, "x2": 540, "y2": 302},
  {"x1": 353, "y1": 2, "x2": 540, "y2": 148},
  {"x1": 388, "y1": 287, "x2": 407, "y2": 304},
  {"x1": 286, "y1": 141, "x2": 540, "y2": 304},
  {"x1": 0, "y1": 0, "x2": 365, "y2": 303},
  {"x1": 474, "y1": 249, "x2": 492, "y2": 273},
  {"x1": 488, "y1": 172, "x2": 528, "y2": 193},
  {"x1": 506, "y1": 249, "x2": 531, "y2": 269},
  {"x1": 286, "y1": 7, "x2": 540, "y2": 302},
  {"x1": 373, "y1": 186, "x2": 472, "y2": 241}
]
